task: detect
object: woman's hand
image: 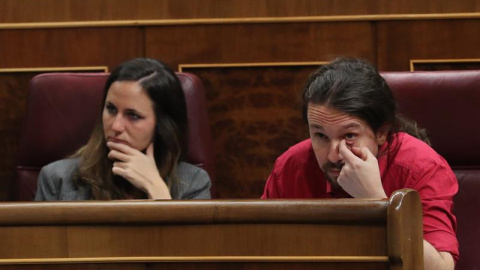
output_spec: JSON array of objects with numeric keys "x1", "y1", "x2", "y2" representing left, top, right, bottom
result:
[
  {"x1": 107, "y1": 141, "x2": 172, "y2": 199},
  {"x1": 337, "y1": 140, "x2": 387, "y2": 199}
]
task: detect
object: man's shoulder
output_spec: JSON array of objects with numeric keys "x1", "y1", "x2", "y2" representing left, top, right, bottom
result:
[
  {"x1": 279, "y1": 139, "x2": 313, "y2": 159},
  {"x1": 393, "y1": 133, "x2": 443, "y2": 161},
  {"x1": 389, "y1": 132, "x2": 452, "y2": 173},
  {"x1": 275, "y1": 139, "x2": 318, "y2": 169}
]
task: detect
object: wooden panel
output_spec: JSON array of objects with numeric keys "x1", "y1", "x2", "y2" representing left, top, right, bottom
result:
[
  {"x1": 0, "y1": 28, "x2": 143, "y2": 68},
  {"x1": 145, "y1": 22, "x2": 375, "y2": 68},
  {"x1": 0, "y1": 190, "x2": 423, "y2": 269},
  {"x1": 411, "y1": 59, "x2": 480, "y2": 71},
  {"x1": 0, "y1": 262, "x2": 387, "y2": 270},
  {"x1": 0, "y1": 224, "x2": 386, "y2": 258},
  {"x1": 179, "y1": 65, "x2": 315, "y2": 198},
  {"x1": 149, "y1": 263, "x2": 388, "y2": 270},
  {"x1": 0, "y1": 265, "x2": 145, "y2": 270},
  {"x1": 1, "y1": 263, "x2": 387, "y2": 270},
  {"x1": 1, "y1": 0, "x2": 480, "y2": 23},
  {"x1": 0, "y1": 73, "x2": 32, "y2": 200},
  {"x1": 377, "y1": 19, "x2": 480, "y2": 71}
]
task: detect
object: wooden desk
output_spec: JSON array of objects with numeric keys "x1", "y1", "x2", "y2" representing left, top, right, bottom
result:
[{"x1": 0, "y1": 189, "x2": 423, "y2": 270}]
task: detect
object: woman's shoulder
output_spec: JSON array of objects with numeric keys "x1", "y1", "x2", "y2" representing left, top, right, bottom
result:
[
  {"x1": 41, "y1": 157, "x2": 80, "y2": 177},
  {"x1": 172, "y1": 162, "x2": 211, "y2": 199},
  {"x1": 36, "y1": 157, "x2": 88, "y2": 201},
  {"x1": 176, "y1": 161, "x2": 205, "y2": 174}
]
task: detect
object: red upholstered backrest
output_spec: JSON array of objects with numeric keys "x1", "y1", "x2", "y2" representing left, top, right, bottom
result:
[
  {"x1": 12, "y1": 72, "x2": 215, "y2": 200},
  {"x1": 383, "y1": 71, "x2": 480, "y2": 168},
  {"x1": 382, "y1": 71, "x2": 480, "y2": 270}
]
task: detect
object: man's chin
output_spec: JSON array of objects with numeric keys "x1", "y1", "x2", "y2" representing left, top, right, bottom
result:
[{"x1": 325, "y1": 173, "x2": 341, "y2": 189}]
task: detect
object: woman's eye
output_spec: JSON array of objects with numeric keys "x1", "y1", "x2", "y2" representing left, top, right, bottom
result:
[
  {"x1": 128, "y1": 112, "x2": 141, "y2": 120},
  {"x1": 105, "y1": 104, "x2": 117, "y2": 114}
]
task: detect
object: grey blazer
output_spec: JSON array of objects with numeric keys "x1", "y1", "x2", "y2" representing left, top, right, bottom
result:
[{"x1": 35, "y1": 158, "x2": 211, "y2": 201}]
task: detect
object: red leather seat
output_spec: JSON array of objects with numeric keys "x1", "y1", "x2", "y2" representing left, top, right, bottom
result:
[
  {"x1": 12, "y1": 72, "x2": 215, "y2": 200},
  {"x1": 382, "y1": 70, "x2": 480, "y2": 270}
]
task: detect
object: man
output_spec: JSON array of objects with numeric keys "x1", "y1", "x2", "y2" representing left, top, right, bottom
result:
[{"x1": 262, "y1": 58, "x2": 458, "y2": 270}]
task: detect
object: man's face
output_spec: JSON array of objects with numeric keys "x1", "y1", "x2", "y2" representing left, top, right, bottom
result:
[{"x1": 307, "y1": 103, "x2": 387, "y2": 187}]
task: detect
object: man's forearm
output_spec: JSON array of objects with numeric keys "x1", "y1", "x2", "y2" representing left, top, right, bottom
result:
[{"x1": 423, "y1": 240, "x2": 454, "y2": 270}]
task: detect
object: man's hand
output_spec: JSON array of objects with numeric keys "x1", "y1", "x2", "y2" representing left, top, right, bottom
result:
[
  {"x1": 337, "y1": 140, "x2": 387, "y2": 198},
  {"x1": 107, "y1": 141, "x2": 171, "y2": 199}
]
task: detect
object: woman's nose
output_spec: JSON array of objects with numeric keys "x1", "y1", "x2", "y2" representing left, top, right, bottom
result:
[{"x1": 111, "y1": 115, "x2": 125, "y2": 132}]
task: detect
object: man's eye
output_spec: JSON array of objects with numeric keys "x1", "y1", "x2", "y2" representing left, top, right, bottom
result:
[
  {"x1": 316, "y1": 133, "x2": 328, "y2": 140},
  {"x1": 345, "y1": 133, "x2": 357, "y2": 141}
]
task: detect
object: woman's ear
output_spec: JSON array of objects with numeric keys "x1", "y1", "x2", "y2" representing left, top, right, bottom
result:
[{"x1": 376, "y1": 125, "x2": 390, "y2": 145}]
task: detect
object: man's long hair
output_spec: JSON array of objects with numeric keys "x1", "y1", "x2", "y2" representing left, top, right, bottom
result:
[{"x1": 302, "y1": 57, "x2": 430, "y2": 146}]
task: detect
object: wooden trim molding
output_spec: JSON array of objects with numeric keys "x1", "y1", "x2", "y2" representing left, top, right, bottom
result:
[
  {"x1": 0, "y1": 199, "x2": 388, "y2": 225},
  {"x1": 0, "y1": 66, "x2": 108, "y2": 73},
  {"x1": 1, "y1": 13, "x2": 480, "y2": 30},
  {"x1": 0, "y1": 255, "x2": 389, "y2": 265},
  {"x1": 178, "y1": 61, "x2": 326, "y2": 72},
  {"x1": 410, "y1": 59, "x2": 480, "y2": 71}
]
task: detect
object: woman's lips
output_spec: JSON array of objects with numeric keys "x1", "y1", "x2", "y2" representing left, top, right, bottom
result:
[{"x1": 108, "y1": 137, "x2": 129, "y2": 145}]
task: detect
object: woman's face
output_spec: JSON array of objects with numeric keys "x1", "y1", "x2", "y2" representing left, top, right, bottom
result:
[{"x1": 102, "y1": 81, "x2": 156, "y2": 151}]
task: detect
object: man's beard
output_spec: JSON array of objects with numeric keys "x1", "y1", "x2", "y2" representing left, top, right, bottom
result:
[{"x1": 321, "y1": 161, "x2": 344, "y2": 189}]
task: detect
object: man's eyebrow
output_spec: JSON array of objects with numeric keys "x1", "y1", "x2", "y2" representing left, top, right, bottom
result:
[
  {"x1": 342, "y1": 122, "x2": 362, "y2": 129},
  {"x1": 309, "y1": 124, "x2": 324, "y2": 130}
]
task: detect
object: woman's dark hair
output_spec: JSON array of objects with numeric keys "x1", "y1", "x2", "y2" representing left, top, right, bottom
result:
[
  {"x1": 75, "y1": 58, "x2": 188, "y2": 199},
  {"x1": 302, "y1": 57, "x2": 429, "y2": 145}
]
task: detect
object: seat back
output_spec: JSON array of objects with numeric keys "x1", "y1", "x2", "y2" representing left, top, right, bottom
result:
[
  {"x1": 382, "y1": 70, "x2": 480, "y2": 270},
  {"x1": 12, "y1": 72, "x2": 215, "y2": 200}
]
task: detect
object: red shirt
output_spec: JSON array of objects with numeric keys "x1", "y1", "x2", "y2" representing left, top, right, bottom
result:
[{"x1": 262, "y1": 132, "x2": 459, "y2": 261}]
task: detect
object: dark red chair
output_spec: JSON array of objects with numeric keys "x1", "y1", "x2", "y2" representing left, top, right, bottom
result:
[
  {"x1": 12, "y1": 72, "x2": 215, "y2": 200},
  {"x1": 382, "y1": 70, "x2": 480, "y2": 270}
]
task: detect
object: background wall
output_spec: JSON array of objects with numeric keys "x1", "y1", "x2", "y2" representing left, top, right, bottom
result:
[{"x1": 1, "y1": 0, "x2": 480, "y2": 200}]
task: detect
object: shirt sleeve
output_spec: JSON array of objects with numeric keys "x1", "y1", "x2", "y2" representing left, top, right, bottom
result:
[{"x1": 412, "y1": 159, "x2": 459, "y2": 262}]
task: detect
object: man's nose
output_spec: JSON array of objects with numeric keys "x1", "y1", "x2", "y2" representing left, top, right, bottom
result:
[
  {"x1": 111, "y1": 115, "x2": 125, "y2": 133},
  {"x1": 327, "y1": 140, "x2": 343, "y2": 164}
]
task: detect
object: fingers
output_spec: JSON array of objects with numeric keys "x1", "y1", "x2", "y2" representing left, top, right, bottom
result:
[
  {"x1": 339, "y1": 140, "x2": 358, "y2": 161},
  {"x1": 107, "y1": 141, "x2": 136, "y2": 155},
  {"x1": 108, "y1": 149, "x2": 130, "y2": 162},
  {"x1": 353, "y1": 146, "x2": 375, "y2": 161},
  {"x1": 146, "y1": 142, "x2": 154, "y2": 158},
  {"x1": 111, "y1": 165, "x2": 128, "y2": 178},
  {"x1": 107, "y1": 141, "x2": 143, "y2": 161},
  {"x1": 350, "y1": 146, "x2": 369, "y2": 161},
  {"x1": 339, "y1": 140, "x2": 373, "y2": 162}
]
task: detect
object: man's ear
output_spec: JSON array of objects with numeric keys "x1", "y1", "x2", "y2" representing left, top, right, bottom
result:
[{"x1": 376, "y1": 125, "x2": 390, "y2": 145}]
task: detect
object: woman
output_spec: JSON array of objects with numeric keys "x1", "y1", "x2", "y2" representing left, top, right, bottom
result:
[{"x1": 35, "y1": 58, "x2": 211, "y2": 200}]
